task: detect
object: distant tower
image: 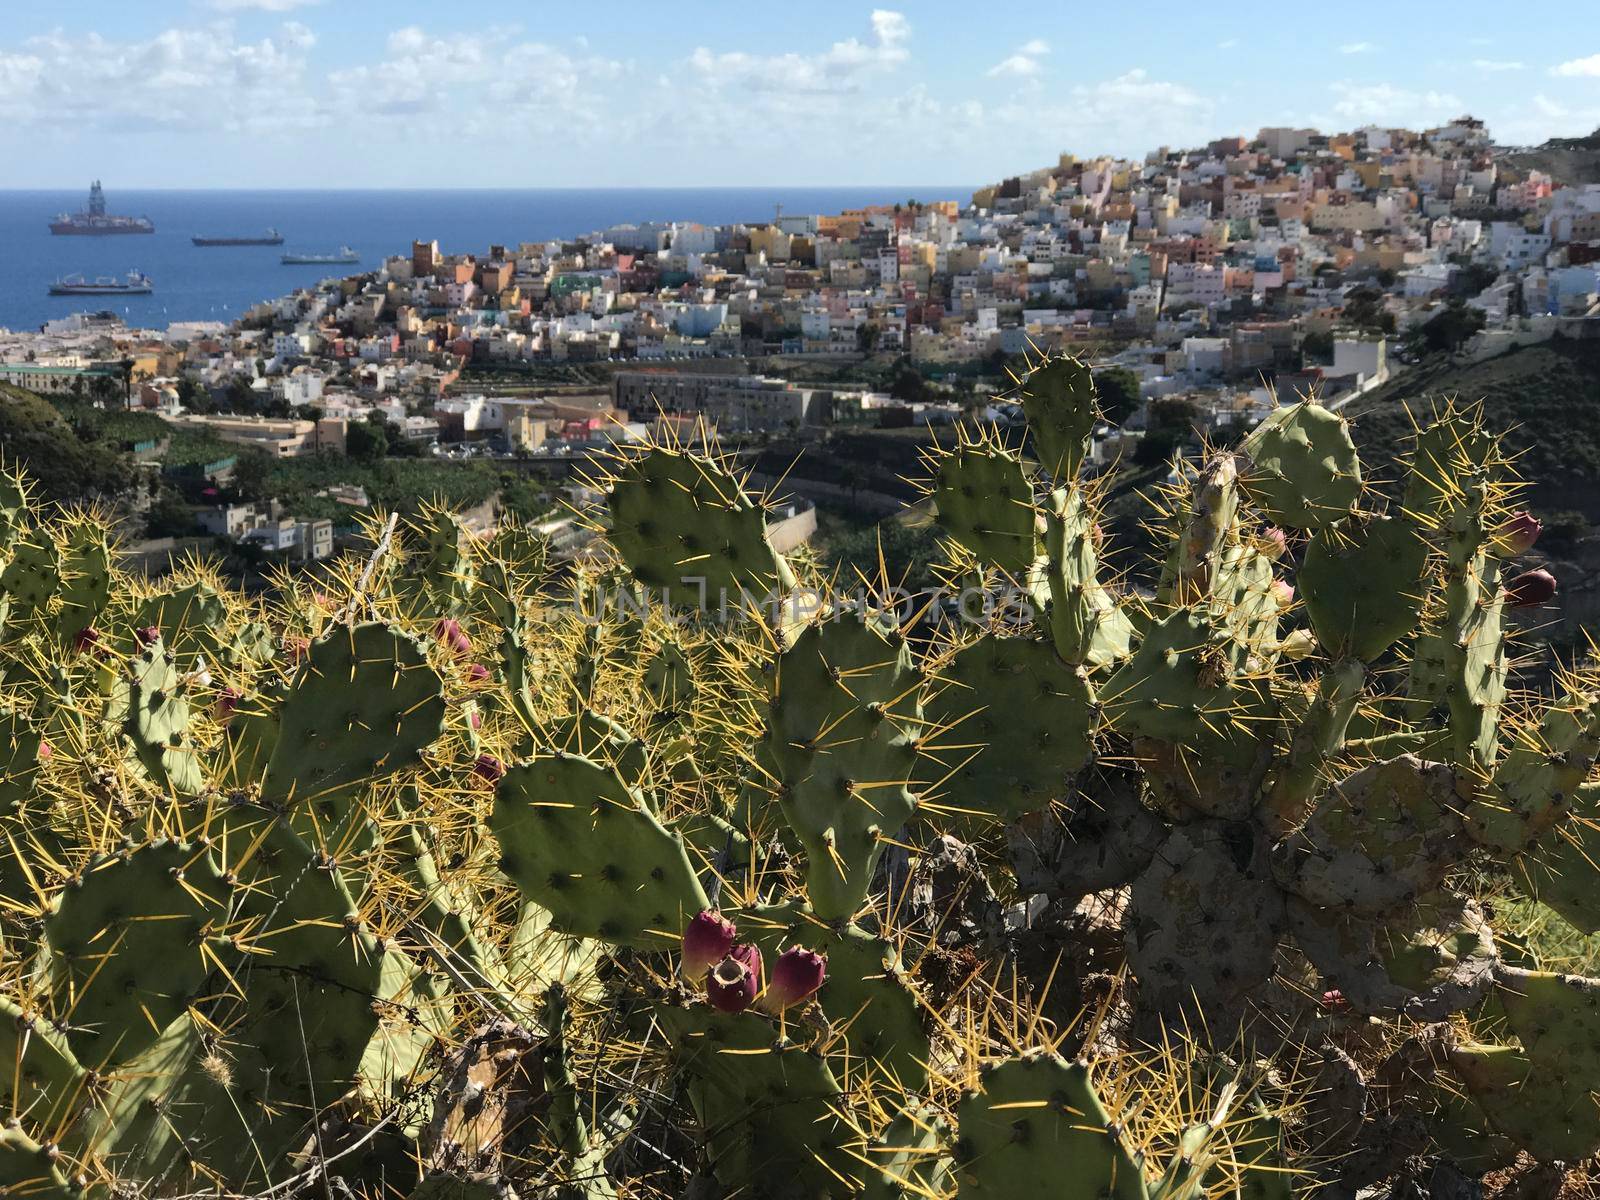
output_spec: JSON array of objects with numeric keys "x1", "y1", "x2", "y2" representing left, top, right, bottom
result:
[
  {"x1": 89, "y1": 181, "x2": 106, "y2": 217},
  {"x1": 774, "y1": 202, "x2": 784, "y2": 226}
]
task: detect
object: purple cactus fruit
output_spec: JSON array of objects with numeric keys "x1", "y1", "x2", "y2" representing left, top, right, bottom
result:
[
  {"x1": 216, "y1": 686, "x2": 242, "y2": 724},
  {"x1": 1498, "y1": 511, "x2": 1543, "y2": 556},
  {"x1": 73, "y1": 627, "x2": 101, "y2": 655},
  {"x1": 1505, "y1": 568, "x2": 1557, "y2": 609},
  {"x1": 434, "y1": 618, "x2": 472, "y2": 658},
  {"x1": 469, "y1": 709, "x2": 482, "y2": 730},
  {"x1": 1260, "y1": 527, "x2": 1289, "y2": 561},
  {"x1": 466, "y1": 662, "x2": 491, "y2": 684},
  {"x1": 472, "y1": 753, "x2": 504, "y2": 784},
  {"x1": 706, "y1": 943, "x2": 762, "y2": 1014},
  {"x1": 681, "y1": 910, "x2": 738, "y2": 979},
  {"x1": 135, "y1": 625, "x2": 161, "y2": 647},
  {"x1": 764, "y1": 945, "x2": 827, "y2": 1010},
  {"x1": 38, "y1": 740, "x2": 52, "y2": 762}
]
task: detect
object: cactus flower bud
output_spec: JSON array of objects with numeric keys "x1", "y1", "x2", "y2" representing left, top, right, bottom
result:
[
  {"x1": 1505, "y1": 568, "x2": 1557, "y2": 609},
  {"x1": 706, "y1": 943, "x2": 762, "y2": 1014},
  {"x1": 216, "y1": 686, "x2": 241, "y2": 724},
  {"x1": 466, "y1": 662, "x2": 491, "y2": 684},
  {"x1": 1260, "y1": 527, "x2": 1289, "y2": 561},
  {"x1": 1319, "y1": 988, "x2": 1350, "y2": 1013},
  {"x1": 472, "y1": 754, "x2": 504, "y2": 784},
  {"x1": 1271, "y1": 580, "x2": 1295, "y2": 607},
  {"x1": 434, "y1": 618, "x2": 472, "y2": 658},
  {"x1": 135, "y1": 626, "x2": 161, "y2": 647},
  {"x1": 1278, "y1": 629, "x2": 1316, "y2": 661},
  {"x1": 764, "y1": 946, "x2": 827, "y2": 1011},
  {"x1": 1497, "y1": 511, "x2": 1542, "y2": 556},
  {"x1": 38, "y1": 740, "x2": 52, "y2": 762},
  {"x1": 73, "y1": 627, "x2": 101, "y2": 655},
  {"x1": 682, "y1": 910, "x2": 738, "y2": 979},
  {"x1": 469, "y1": 708, "x2": 482, "y2": 730}
]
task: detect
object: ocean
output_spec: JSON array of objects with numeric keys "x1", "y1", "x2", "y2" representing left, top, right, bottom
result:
[{"x1": 0, "y1": 186, "x2": 966, "y2": 334}]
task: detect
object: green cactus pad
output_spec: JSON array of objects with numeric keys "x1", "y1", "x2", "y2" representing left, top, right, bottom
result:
[
  {"x1": 605, "y1": 446, "x2": 791, "y2": 603},
  {"x1": 1289, "y1": 891, "x2": 1497, "y2": 1019},
  {"x1": 260, "y1": 622, "x2": 447, "y2": 812},
  {"x1": 1298, "y1": 514, "x2": 1429, "y2": 662},
  {"x1": 1469, "y1": 687, "x2": 1600, "y2": 852},
  {"x1": 1238, "y1": 400, "x2": 1361, "y2": 529},
  {"x1": 1518, "y1": 783, "x2": 1600, "y2": 933},
  {"x1": 859, "y1": 1105, "x2": 952, "y2": 1200},
  {"x1": 1043, "y1": 486, "x2": 1131, "y2": 669},
  {"x1": 0, "y1": 1123, "x2": 83, "y2": 1200},
  {"x1": 1127, "y1": 823, "x2": 1285, "y2": 1019},
  {"x1": 120, "y1": 638, "x2": 204, "y2": 796},
  {"x1": 1019, "y1": 354, "x2": 1099, "y2": 481},
  {"x1": 1450, "y1": 1041, "x2": 1600, "y2": 1165},
  {"x1": 642, "y1": 638, "x2": 695, "y2": 720},
  {"x1": 932, "y1": 442, "x2": 1038, "y2": 575},
  {"x1": 45, "y1": 840, "x2": 232, "y2": 1069},
  {"x1": 765, "y1": 611, "x2": 923, "y2": 920},
  {"x1": 130, "y1": 579, "x2": 233, "y2": 668},
  {"x1": 1274, "y1": 755, "x2": 1467, "y2": 915},
  {"x1": 954, "y1": 1050, "x2": 1147, "y2": 1200},
  {"x1": 0, "y1": 536, "x2": 61, "y2": 620},
  {"x1": 656, "y1": 1005, "x2": 848, "y2": 1196},
  {"x1": 56, "y1": 523, "x2": 111, "y2": 647},
  {"x1": 0, "y1": 994, "x2": 88, "y2": 1131},
  {"x1": 492, "y1": 752, "x2": 708, "y2": 948},
  {"x1": 921, "y1": 633, "x2": 1094, "y2": 824},
  {"x1": 403, "y1": 507, "x2": 477, "y2": 618},
  {"x1": 540, "y1": 709, "x2": 648, "y2": 785},
  {"x1": 0, "y1": 706, "x2": 47, "y2": 814}
]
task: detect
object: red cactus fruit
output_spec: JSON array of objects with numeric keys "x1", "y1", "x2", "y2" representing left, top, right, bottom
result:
[
  {"x1": 466, "y1": 663, "x2": 491, "y2": 684},
  {"x1": 1498, "y1": 511, "x2": 1543, "y2": 556},
  {"x1": 764, "y1": 945, "x2": 827, "y2": 1010},
  {"x1": 706, "y1": 943, "x2": 762, "y2": 1014},
  {"x1": 134, "y1": 625, "x2": 161, "y2": 646},
  {"x1": 1319, "y1": 988, "x2": 1350, "y2": 1013},
  {"x1": 434, "y1": 618, "x2": 472, "y2": 658},
  {"x1": 216, "y1": 686, "x2": 242, "y2": 723},
  {"x1": 472, "y1": 754, "x2": 504, "y2": 784},
  {"x1": 682, "y1": 910, "x2": 738, "y2": 979},
  {"x1": 73, "y1": 627, "x2": 101, "y2": 655},
  {"x1": 286, "y1": 636, "x2": 311, "y2": 663},
  {"x1": 38, "y1": 740, "x2": 52, "y2": 762},
  {"x1": 1505, "y1": 568, "x2": 1557, "y2": 609}
]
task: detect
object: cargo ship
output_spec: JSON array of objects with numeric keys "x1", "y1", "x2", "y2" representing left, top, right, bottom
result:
[
  {"x1": 49, "y1": 272, "x2": 154, "y2": 296},
  {"x1": 49, "y1": 182, "x2": 155, "y2": 236},
  {"x1": 193, "y1": 228, "x2": 283, "y2": 247},
  {"x1": 281, "y1": 246, "x2": 360, "y2": 265}
]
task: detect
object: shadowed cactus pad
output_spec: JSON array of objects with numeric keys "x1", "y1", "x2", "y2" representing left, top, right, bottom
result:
[
  {"x1": 1297, "y1": 514, "x2": 1429, "y2": 662},
  {"x1": 1018, "y1": 354, "x2": 1098, "y2": 481},
  {"x1": 932, "y1": 441, "x2": 1037, "y2": 575}
]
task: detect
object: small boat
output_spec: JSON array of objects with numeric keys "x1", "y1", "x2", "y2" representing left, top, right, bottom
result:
[
  {"x1": 193, "y1": 228, "x2": 284, "y2": 247},
  {"x1": 49, "y1": 271, "x2": 154, "y2": 296},
  {"x1": 282, "y1": 246, "x2": 360, "y2": 265}
]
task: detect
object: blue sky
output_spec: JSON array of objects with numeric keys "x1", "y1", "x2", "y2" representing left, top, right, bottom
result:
[{"x1": 3, "y1": 0, "x2": 1598, "y2": 188}]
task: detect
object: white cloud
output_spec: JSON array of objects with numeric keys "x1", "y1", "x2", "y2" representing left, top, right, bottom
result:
[
  {"x1": 207, "y1": 0, "x2": 323, "y2": 10},
  {"x1": 1218, "y1": 38, "x2": 1239, "y2": 50},
  {"x1": 1472, "y1": 59, "x2": 1524, "y2": 71},
  {"x1": 1533, "y1": 94, "x2": 1569, "y2": 118},
  {"x1": 0, "y1": 23, "x2": 323, "y2": 131},
  {"x1": 688, "y1": 11, "x2": 911, "y2": 94},
  {"x1": 987, "y1": 38, "x2": 1049, "y2": 78},
  {"x1": 1551, "y1": 53, "x2": 1600, "y2": 77},
  {"x1": 1325, "y1": 81, "x2": 1462, "y2": 127},
  {"x1": 1339, "y1": 42, "x2": 1378, "y2": 54}
]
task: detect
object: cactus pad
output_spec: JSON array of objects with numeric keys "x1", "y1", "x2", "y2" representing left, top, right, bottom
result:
[
  {"x1": 1018, "y1": 354, "x2": 1099, "y2": 481},
  {"x1": 1238, "y1": 400, "x2": 1361, "y2": 529},
  {"x1": 1274, "y1": 755, "x2": 1466, "y2": 915},
  {"x1": 954, "y1": 1050, "x2": 1147, "y2": 1200},
  {"x1": 921, "y1": 633, "x2": 1094, "y2": 823},
  {"x1": 1297, "y1": 514, "x2": 1429, "y2": 662},
  {"x1": 604, "y1": 446, "x2": 790, "y2": 603},
  {"x1": 260, "y1": 622, "x2": 447, "y2": 811},
  {"x1": 120, "y1": 637, "x2": 204, "y2": 796},
  {"x1": 45, "y1": 840, "x2": 232, "y2": 1068},
  {"x1": 492, "y1": 752, "x2": 708, "y2": 948},
  {"x1": 932, "y1": 442, "x2": 1038, "y2": 575}
]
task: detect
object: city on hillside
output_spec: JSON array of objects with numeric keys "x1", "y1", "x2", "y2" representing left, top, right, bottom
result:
[{"x1": 4, "y1": 116, "x2": 1598, "y2": 587}]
